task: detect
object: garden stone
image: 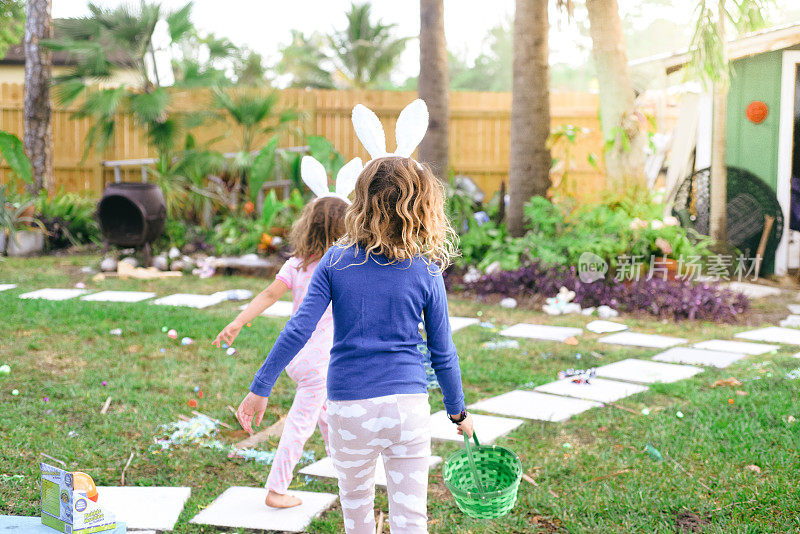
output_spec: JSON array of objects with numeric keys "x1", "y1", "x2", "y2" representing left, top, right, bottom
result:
[
  {"x1": 726, "y1": 281, "x2": 782, "y2": 298},
  {"x1": 97, "y1": 486, "x2": 190, "y2": 531},
  {"x1": 154, "y1": 293, "x2": 227, "y2": 309},
  {"x1": 599, "y1": 331, "x2": 686, "y2": 348},
  {"x1": 485, "y1": 261, "x2": 502, "y2": 275},
  {"x1": 100, "y1": 257, "x2": 117, "y2": 272},
  {"x1": 597, "y1": 305, "x2": 619, "y2": 319},
  {"x1": 81, "y1": 291, "x2": 156, "y2": 303},
  {"x1": 693, "y1": 339, "x2": 779, "y2": 355},
  {"x1": 190, "y1": 488, "x2": 337, "y2": 532},
  {"x1": 182, "y1": 243, "x2": 197, "y2": 254},
  {"x1": 469, "y1": 390, "x2": 602, "y2": 422},
  {"x1": 170, "y1": 260, "x2": 186, "y2": 272},
  {"x1": 595, "y1": 358, "x2": 703, "y2": 384},
  {"x1": 19, "y1": 288, "x2": 89, "y2": 301},
  {"x1": 152, "y1": 255, "x2": 169, "y2": 271},
  {"x1": 653, "y1": 347, "x2": 747, "y2": 368},
  {"x1": 168, "y1": 246, "x2": 181, "y2": 259},
  {"x1": 535, "y1": 377, "x2": 648, "y2": 402},
  {"x1": 429, "y1": 410, "x2": 523, "y2": 443},
  {"x1": 734, "y1": 327, "x2": 800, "y2": 345},
  {"x1": 300, "y1": 455, "x2": 442, "y2": 487},
  {"x1": 788, "y1": 304, "x2": 800, "y2": 315},
  {"x1": 779, "y1": 315, "x2": 800, "y2": 328},
  {"x1": 500, "y1": 323, "x2": 583, "y2": 342},
  {"x1": 586, "y1": 320, "x2": 628, "y2": 333},
  {"x1": 119, "y1": 257, "x2": 138, "y2": 268},
  {"x1": 500, "y1": 297, "x2": 518, "y2": 308},
  {"x1": 449, "y1": 316, "x2": 479, "y2": 332},
  {"x1": 463, "y1": 266, "x2": 481, "y2": 283}
]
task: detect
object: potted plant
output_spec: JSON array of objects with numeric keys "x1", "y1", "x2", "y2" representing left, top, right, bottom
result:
[{"x1": 1, "y1": 186, "x2": 45, "y2": 257}]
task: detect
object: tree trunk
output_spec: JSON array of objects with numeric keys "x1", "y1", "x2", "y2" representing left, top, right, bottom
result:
[
  {"x1": 23, "y1": 0, "x2": 53, "y2": 194},
  {"x1": 585, "y1": 0, "x2": 646, "y2": 190},
  {"x1": 508, "y1": 0, "x2": 551, "y2": 236},
  {"x1": 418, "y1": 0, "x2": 449, "y2": 181},
  {"x1": 709, "y1": 1, "x2": 728, "y2": 241}
]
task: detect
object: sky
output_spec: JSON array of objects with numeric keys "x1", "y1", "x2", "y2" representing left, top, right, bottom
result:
[{"x1": 51, "y1": 0, "x2": 800, "y2": 82}]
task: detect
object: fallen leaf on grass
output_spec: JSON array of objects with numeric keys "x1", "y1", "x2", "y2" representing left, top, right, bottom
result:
[
  {"x1": 712, "y1": 377, "x2": 742, "y2": 388},
  {"x1": 744, "y1": 464, "x2": 761, "y2": 474},
  {"x1": 735, "y1": 390, "x2": 748, "y2": 396},
  {"x1": 564, "y1": 337, "x2": 578, "y2": 346}
]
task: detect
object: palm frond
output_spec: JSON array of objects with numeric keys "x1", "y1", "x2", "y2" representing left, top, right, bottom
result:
[
  {"x1": 128, "y1": 88, "x2": 170, "y2": 124},
  {"x1": 166, "y1": 2, "x2": 194, "y2": 42}
]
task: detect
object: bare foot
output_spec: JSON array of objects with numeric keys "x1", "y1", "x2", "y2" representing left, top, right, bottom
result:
[{"x1": 265, "y1": 490, "x2": 302, "y2": 508}]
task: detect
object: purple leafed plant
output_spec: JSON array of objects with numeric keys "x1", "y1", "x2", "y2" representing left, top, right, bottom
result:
[{"x1": 460, "y1": 261, "x2": 749, "y2": 321}]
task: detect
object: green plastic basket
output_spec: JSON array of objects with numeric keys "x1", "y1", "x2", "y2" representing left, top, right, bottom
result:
[{"x1": 442, "y1": 432, "x2": 522, "y2": 519}]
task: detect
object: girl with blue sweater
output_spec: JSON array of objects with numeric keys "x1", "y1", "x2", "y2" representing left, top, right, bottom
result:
[{"x1": 236, "y1": 101, "x2": 473, "y2": 533}]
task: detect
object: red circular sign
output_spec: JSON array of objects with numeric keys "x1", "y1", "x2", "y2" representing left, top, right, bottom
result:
[{"x1": 746, "y1": 101, "x2": 768, "y2": 124}]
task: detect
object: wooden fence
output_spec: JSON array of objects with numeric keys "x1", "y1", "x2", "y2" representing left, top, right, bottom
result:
[{"x1": 0, "y1": 84, "x2": 643, "y2": 200}]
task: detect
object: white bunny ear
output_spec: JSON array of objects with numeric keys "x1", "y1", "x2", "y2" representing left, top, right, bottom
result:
[
  {"x1": 301, "y1": 156, "x2": 331, "y2": 198},
  {"x1": 352, "y1": 104, "x2": 387, "y2": 159},
  {"x1": 394, "y1": 99, "x2": 429, "y2": 157},
  {"x1": 335, "y1": 157, "x2": 363, "y2": 200}
]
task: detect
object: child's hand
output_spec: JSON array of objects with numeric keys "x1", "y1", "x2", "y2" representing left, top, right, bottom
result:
[
  {"x1": 236, "y1": 392, "x2": 269, "y2": 434},
  {"x1": 212, "y1": 320, "x2": 244, "y2": 348},
  {"x1": 455, "y1": 412, "x2": 474, "y2": 438}
]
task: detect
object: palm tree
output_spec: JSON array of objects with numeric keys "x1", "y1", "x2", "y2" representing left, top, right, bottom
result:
[
  {"x1": 688, "y1": 0, "x2": 772, "y2": 241},
  {"x1": 44, "y1": 1, "x2": 196, "y2": 160},
  {"x1": 508, "y1": 0, "x2": 551, "y2": 236},
  {"x1": 328, "y1": 3, "x2": 409, "y2": 89},
  {"x1": 418, "y1": 0, "x2": 449, "y2": 180},
  {"x1": 213, "y1": 88, "x2": 299, "y2": 204},
  {"x1": 585, "y1": 0, "x2": 647, "y2": 190},
  {"x1": 23, "y1": 0, "x2": 54, "y2": 194},
  {"x1": 277, "y1": 30, "x2": 336, "y2": 89}
]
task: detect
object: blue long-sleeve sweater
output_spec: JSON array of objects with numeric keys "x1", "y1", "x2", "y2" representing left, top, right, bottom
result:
[{"x1": 250, "y1": 245, "x2": 467, "y2": 414}]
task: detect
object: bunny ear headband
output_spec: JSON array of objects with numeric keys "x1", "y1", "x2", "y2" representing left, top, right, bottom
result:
[
  {"x1": 351, "y1": 98, "x2": 429, "y2": 165},
  {"x1": 301, "y1": 156, "x2": 363, "y2": 204}
]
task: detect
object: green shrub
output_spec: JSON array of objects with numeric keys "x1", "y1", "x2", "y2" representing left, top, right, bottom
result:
[{"x1": 35, "y1": 190, "x2": 99, "y2": 249}]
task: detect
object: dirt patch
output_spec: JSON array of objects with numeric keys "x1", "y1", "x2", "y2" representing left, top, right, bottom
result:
[
  {"x1": 675, "y1": 509, "x2": 711, "y2": 532},
  {"x1": 38, "y1": 351, "x2": 87, "y2": 374},
  {"x1": 529, "y1": 514, "x2": 566, "y2": 533}
]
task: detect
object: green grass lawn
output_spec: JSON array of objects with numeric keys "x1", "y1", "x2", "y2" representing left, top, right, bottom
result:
[{"x1": 1, "y1": 254, "x2": 799, "y2": 532}]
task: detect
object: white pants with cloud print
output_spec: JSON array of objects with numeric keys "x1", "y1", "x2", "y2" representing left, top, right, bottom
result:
[{"x1": 328, "y1": 393, "x2": 431, "y2": 534}]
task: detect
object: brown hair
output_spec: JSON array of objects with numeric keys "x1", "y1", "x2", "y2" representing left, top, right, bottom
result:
[
  {"x1": 336, "y1": 157, "x2": 458, "y2": 269},
  {"x1": 290, "y1": 196, "x2": 348, "y2": 269}
]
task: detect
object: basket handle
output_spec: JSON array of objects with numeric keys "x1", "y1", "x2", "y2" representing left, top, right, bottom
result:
[{"x1": 463, "y1": 432, "x2": 487, "y2": 500}]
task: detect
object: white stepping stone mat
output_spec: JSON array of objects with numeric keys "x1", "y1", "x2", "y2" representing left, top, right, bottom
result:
[
  {"x1": 19, "y1": 288, "x2": 88, "y2": 301},
  {"x1": 535, "y1": 377, "x2": 648, "y2": 402},
  {"x1": 97, "y1": 486, "x2": 190, "y2": 531},
  {"x1": 429, "y1": 410, "x2": 522, "y2": 443},
  {"x1": 153, "y1": 293, "x2": 226, "y2": 309},
  {"x1": 0, "y1": 284, "x2": 17, "y2": 292},
  {"x1": 735, "y1": 327, "x2": 800, "y2": 345},
  {"x1": 726, "y1": 281, "x2": 782, "y2": 298},
  {"x1": 595, "y1": 358, "x2": 702, "y2": 384},
  {"x1": 586, "y1": 320, "x2": 628, "y2": 334},
  {"x1": 81, "y1": 290, "x2": 156, "y2": 303},
  {"x1": 240, "y1": 300, "x2": 294, "y2": 317},
  {"x1": 598, "y1": 331, "x2": 686, "y2": 349},
  {"x1": 653, "y1": 347, "x2": 747, "y2": 368},
  {"x1": 190, "y1": 487, "x2": 337, "y2": 532},
  {"x1": 780, "y1": 315, "x2": 800, "y2": 328},
  {"x1": 469, "y1": 390, "x2": 601, "y2": 422},
  {"x1": 693, "y1": 339, "x2": 778, "y2": 355},
  {"x1": 300, "y1": 455, "x2": 442, "y2": 487},
  {"x1": 500, "y1": 323, "x2": 582, "y2": 342},
  {"x1": 449, "y1": 316, "x2": 479, "y2": 332}
]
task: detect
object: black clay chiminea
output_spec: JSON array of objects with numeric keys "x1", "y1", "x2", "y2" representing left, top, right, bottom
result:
[{"x1": 97, "y1": 182, "x2": 166, "y2": 265}]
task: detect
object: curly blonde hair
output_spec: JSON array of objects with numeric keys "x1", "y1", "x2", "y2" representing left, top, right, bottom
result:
[
  {"x1": 290, "y1": 196, "x2": 348, "y2": 269},
  {"x1": 336, "y1": 157, "x2": 458, "y2": 269}
]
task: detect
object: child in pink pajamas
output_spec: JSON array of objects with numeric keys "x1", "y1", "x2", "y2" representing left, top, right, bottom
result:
[{"x1": 213, "y1": 196, "x2": 347, "y2": 508}]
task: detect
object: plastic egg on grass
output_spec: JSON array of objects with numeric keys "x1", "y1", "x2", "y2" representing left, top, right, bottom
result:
[
  {"x1": 226, "y1": 347, "x2": 238, "y2": 356},
  {"x1": 167, "y1": 329, "x2": 178, "y2": 339},
  {"x1": 0, "y1": 364, "x2": 10, "y2": 376},
  {"x1": 181, "y1": 337, "x2": 194, "y2": 346}
]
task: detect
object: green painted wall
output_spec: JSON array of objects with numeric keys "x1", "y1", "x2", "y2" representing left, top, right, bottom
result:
[{"x1": 725, "y1": 50, "x2": 783, "y2": 191}]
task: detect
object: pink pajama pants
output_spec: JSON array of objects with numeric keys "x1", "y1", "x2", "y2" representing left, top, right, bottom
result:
[
  {"x1": 265, "y1": 352, "x2": 330, "y2": 494},
  {"x1": 328, "y1": 393, "x2": 431, "y2": 533}
]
